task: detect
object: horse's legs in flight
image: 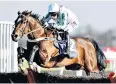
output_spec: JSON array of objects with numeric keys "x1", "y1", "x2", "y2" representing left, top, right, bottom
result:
[
  {"x1": 29, "y1": 45, "x2": 39, "y2": 65},
  {"x1": 30, "y1": 62, "x2": 41, "y2": 73},
  {"x1": 29, "y1": 45, "x2": 39, "y2": 71},
  {"x1": 84, "y1": 67, "x2": 90, "y2": 76},
  {"x1": 99, "y1": 69, "x2": 106, "y2": 77}
]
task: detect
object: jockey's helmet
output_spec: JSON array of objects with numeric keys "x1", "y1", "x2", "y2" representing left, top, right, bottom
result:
[{"x1": 48, "y1": 3, "x2": 60, "y2": 13}]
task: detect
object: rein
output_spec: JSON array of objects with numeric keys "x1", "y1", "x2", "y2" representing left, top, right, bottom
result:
[
  {"x1": 27, "y1": 37, "x2": 55, "y2": 42},
  {"x1": 23, "y1": 22, "x2": 58, "y2": 42},
  {"x1": 26, "y1": 26, "x2": 56, "y2": 42},
  {"x1": 22, "y1": 21, "x2": 57, "y2": 40},
  {"x1": 23, "y1": 25, "x2": 43, "y2": 36}
]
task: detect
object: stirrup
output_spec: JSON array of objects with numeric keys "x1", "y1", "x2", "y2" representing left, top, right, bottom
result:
[{"x1": 63, "y1": 54, "x2": 70, "y2": 59}]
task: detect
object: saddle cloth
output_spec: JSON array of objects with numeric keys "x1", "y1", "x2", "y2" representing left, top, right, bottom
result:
[{"x1": 54, "y1": 38, "x2": 78, "y2": 58}]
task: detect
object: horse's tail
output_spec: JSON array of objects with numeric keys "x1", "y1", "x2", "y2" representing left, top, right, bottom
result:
[{"x1": 88, "y1": 38, "x2": 107, "y2": 71}]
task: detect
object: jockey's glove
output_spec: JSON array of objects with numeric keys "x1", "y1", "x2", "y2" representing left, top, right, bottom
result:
[
  {"x1": 64, "y1": 28, "x2": 69, "y2": 31},
  {"x1": 53, "y1": 24, "x2": 62, "y2": 30},
  {"x1": 53, "y1": 24, "x2": 68, "y2": 32}
]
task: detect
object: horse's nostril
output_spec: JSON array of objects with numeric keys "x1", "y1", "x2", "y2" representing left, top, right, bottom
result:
[
  {"x1": 12, "y1": 34, "x2": 18, "y2": 38},
  {"x1": 11, "y1": 34, "x2": 18, "y2": 42},
  {"x1": 14, "y1": 34, "x2": 18, "y2": 38}
]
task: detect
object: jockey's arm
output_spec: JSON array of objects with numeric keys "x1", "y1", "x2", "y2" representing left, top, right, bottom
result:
[{"x1": 43, "y1": 13, "x2": 51, "y2": 23}]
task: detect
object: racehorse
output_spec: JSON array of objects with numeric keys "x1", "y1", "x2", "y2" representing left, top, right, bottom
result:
[{"x1": 11, "y1": 10, "x2": 106, "y2": 75}]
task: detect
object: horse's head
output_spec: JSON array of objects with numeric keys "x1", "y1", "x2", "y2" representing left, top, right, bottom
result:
[
  {"x1": 11, "y1": 10, "x2": 43, "y2": 42},
  {"x1": 11, "y1": 11, "x2": 31, "y2": 42}
]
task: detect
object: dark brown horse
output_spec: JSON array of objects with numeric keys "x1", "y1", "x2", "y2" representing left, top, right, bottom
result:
[{"x1": 11, "y1": 10, "x2": 106, "y2": 75}]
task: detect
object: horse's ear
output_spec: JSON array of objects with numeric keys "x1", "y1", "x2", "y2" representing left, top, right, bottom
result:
[
  {"x1": 30, "y1": 11, "x2": 32, "y2": 14},
  {"x1": 27, "y1": 11, "x2": 32, "y2": 16},
  {"x1": 18, "y1": 11, "x2": 21, "y2": 15}
]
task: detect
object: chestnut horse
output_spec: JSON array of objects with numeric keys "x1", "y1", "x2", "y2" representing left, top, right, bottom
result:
[{"x1": 11, "y1": 11, "x2": 106, "y2": 75}]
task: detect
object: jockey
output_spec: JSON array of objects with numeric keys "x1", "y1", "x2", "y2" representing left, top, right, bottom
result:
[{"x1": 43, "y1": 3, "x2": 79, "y2": 58}]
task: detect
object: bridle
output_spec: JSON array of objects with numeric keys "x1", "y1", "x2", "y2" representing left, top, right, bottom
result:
[
  {"x1": 14, "y1": 14, "x2": 60, "y2": 42},
  {"x1": 14, "y1": 13, "x2": 59, "y2": 67},
  {"x1": 14, "y1": 14, "x2": 42, "y2": 38}
]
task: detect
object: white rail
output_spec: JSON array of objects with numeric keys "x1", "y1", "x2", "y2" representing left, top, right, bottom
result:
[{"x1": 0, "y1": 21, "x2": 18, "y2": 73}]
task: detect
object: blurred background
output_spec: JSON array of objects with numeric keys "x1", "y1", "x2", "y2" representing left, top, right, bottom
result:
[{"x1": 0, "y1": 0, "x2": 116, "y2": 76}]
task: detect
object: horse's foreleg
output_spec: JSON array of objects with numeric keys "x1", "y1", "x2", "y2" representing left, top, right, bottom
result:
[
  {"x1": 29, "y1": 45, "x2": 39, "y2": 65},
  {"x1": 30, "y1": 62, "x2": 41, "y2": 73}
]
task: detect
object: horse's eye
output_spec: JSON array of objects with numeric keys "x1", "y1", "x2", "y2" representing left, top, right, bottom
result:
[
  {"x1": 23, "y1": 21, "x2": 27, "y2": 24},
  {"x1": 20, "y1": 14, "x2": 24, "y2": 18},
  {"x1": 21, "y1": 20, "x2": 23, "y2": 23}
]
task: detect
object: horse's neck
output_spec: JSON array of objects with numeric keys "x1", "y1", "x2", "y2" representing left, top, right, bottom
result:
[
  {"x1": 28, "y1": 19, "x2": 44, "y2": 38},
  {"x1": 29, "y1": 17, "x2": 54, "y2": 39}
]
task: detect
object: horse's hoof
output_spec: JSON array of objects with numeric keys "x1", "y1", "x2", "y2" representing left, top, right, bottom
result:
[{"x1": 86, "y1": 72, "x2": 90, "y2": 76}]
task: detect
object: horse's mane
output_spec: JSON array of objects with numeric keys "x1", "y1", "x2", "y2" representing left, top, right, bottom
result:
[
  {"x1": 31, "y1": 13, "x2": 40, "y2": 21},
  {"x1": 22, "y1": 10, "x2": 43, "y2": 25}
]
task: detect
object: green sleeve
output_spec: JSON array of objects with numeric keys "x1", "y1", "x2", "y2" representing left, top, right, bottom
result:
[
  {"x1": 43, "y1": 13, "x2": 51, "y2": 22},
  {"x1": 58, "y1": 12, "x2": 68, "y2": 29}
]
